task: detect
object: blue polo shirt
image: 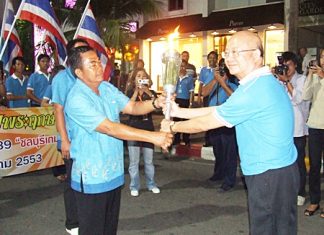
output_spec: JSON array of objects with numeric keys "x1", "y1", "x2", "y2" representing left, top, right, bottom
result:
[
  {"x1": 5, "y1": 74, "x2": 29, "y2": 108},
  {"x1": 27, "y1": 71, "x2": 51, "y2": 105},
  {"x1": 175, "y1": 75, "x2": 194, "y2": 99},
  {"x1": 43, "y1": 85, "x2": 52, "y2": 102},
  {"x1": 214, "y1": 67, "x2": 297, "y2": 176},
  {"x1": 52, "y1": 68, "x2": 76, "y2": 107},
  {"x1": 65, "y1": 79, "x2": 129, "y2": 194},
  {"x1": 199, "y1": 66, "x2": 214, "y2": 85}
]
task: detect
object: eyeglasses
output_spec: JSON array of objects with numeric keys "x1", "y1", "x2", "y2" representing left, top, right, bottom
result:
[{"x1": 222, "y1": 49, "x2": 258, "y2": 58}]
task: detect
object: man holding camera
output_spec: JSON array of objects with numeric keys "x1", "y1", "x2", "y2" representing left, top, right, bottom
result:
[{"x1": 275, "y1": 51, "x2": 310, "y2": 207}]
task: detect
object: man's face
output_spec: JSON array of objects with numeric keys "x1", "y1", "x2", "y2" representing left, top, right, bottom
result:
[
  {"x1": 224, "y1": 36, "x2": 258, "y2": 79},
  {"x1": 38, "y1": 57, "x2": 50, "y2": 72},
  {"x1": 283, "y1": 60, "x2": 296, "y2": 78},
  {"x1": 181, "y1": 52, "x2": 189, "y2": 63},
  {"x1": 179, "y1": 62, "x2": 187, "y2": 75},
  {"x1": 208, "y1": 53, "x2": 217, "y2": 68},
  {"x1": 13, "y1": 60, "x2": 25, "y2": 74},
  {"x1": 299, "y1": 48, "x2": 307, "y2": 58},
  {"x1": 77, "y1": 50, "x2": 103, "y2": 85}
]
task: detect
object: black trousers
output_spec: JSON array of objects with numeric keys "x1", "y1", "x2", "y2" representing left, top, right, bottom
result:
[
  {"x1": 209, "y1": 127, "x2": 238, "y2": 186},
  {"x1": 173, "y1": 98, "x2": 190, "y2": 145},
  {"x1": 245, "y1": 162, "x2": 299, "y2": 235},
  {"x1": 294, "y1": 136, "x2": 307, "y2": 197},
  {"x1": 308, "y1": 128, "x2": 324, "y2": 204},
  {"x1": 74, "y1": 187, "x2": 122, "y2": 235},
  {"x1": 64, "y1": 159, "x2": 79, "y2": 230}
]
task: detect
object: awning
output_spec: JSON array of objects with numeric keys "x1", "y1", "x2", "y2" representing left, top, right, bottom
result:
[
  {"x1": 136, "y1": 14, "x2": 205, "y2": 39},
  {"x1": 136, "y1": 2, "x2": 284, "y2": 39}
]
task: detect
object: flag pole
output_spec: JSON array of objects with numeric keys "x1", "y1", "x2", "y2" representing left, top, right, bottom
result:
[
  {"x1": 0, "y1": 0, "x2": 25, "y2": 60},
  {"x1": 73, "y1": 0, "x2": 91, "y2": 39},
  {"x1": 0, "y1": 0, "x2": 9, "y2": 47},
  {"x1": 63, "y1": 0, "x2": 90, "y2": 65}
]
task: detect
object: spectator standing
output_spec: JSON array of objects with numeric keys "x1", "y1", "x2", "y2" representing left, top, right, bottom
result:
[
  {"x1": 203, "y1": 58, "x2": 239, "y2": 192},
  {"x1": 126, "y1": 68, "x2": 160, "y2": 197},
  {"x1": 303, "y1": 49, "x2": 324, "y2": 218},
  {"x1": 172, "y1": 61, "x2": 195, "y2": 151},
  {"x1": 181, "y1": 51, "x2": 197, "y2": 79},
  {"x1": 276, "y1": 51, "x2": 310, "y2": 206},
  {"x1": 298, "y1": 47, "x2": 312, "y2": 75},
  {"x1": 5, "y1": 57, "x2": 29, "y2": 108},
  {"x1": 27, "y1": 54, "x2": 51, "y2": 107},
  {"x1": 162, "y1": 31, "x2": 299, "y2": 235},
  {"x1": 64, "y1": 46, "x2": 172, "y2": 235}
]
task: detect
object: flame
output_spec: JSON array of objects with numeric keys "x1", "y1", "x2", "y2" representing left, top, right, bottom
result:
[{"x1": 167, "y1": 26, "x2": 180, "y2": 50}]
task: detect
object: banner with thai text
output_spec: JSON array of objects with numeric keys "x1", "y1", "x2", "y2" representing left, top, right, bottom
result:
[{"x1": 0, "y1": 107, "x2": 63, "y2": 177}]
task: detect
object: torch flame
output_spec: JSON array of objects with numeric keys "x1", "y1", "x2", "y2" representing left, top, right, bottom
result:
[{"x1": 167, "y1": 26, "x2": 180, "y2": 51}]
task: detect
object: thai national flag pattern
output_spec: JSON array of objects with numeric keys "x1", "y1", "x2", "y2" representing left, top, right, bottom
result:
[
  {"x1": 44, "y1": 31, "x2": 67, "y2": 65},
  {"x1": 76, "y1": 5, "x2": 112, "y2": 80},
  {"x1": 19, "y1": 0, "x2": 67, "y2": 62},
  {"x1": 1, "y1": 0, "x2": 22, "y2": 73}
]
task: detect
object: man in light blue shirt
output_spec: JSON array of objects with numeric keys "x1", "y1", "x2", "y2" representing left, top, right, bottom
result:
[
  {"x1": 162, "y1": 31, "x2": 299, "y2": 235},
  {"x1": 5, "y1": 56, "x2": 29, "y2": 108},
  {"x1": 65, "y1": 46, "x2": 172, "y2": 235},
  {"x1": 27, "y1": 54, "x2": 51, "y2": 107}
]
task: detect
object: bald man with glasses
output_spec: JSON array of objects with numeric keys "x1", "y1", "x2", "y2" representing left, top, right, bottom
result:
[{"x1": 162, "y1": 31, "x2": 299, "y2": 235}]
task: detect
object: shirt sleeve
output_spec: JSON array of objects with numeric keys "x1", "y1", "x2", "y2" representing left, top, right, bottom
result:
[
  {"x1": 290, "y1": 75, "x2": 305, "y2": 105},
  {"x1": 5, "y1": 78, "x2": 13, "y2": 94},
  {"x1": 27, "y1": 74, "x2": 35, "y2": 90}
]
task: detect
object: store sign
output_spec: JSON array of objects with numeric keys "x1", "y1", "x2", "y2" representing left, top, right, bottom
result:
[
  {"x1": 0, "y1": 107, "x2": 63, "y2": 177},
  {"x1": 299, "y1": 0, "x2": 324, "y2": 16},
  {"x1": 229, "y1": 20, "x2": 244, "y2": 27}
]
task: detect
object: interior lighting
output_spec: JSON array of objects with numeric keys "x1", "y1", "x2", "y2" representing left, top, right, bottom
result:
[
  {"x1": 268, "y1": 24, "x2": 277, "y2": 30},
  {"x1": 146, "y1": 38, "x2": 152, "y2": 41},
  {"x1": 211, "y1": 31, "x2": 219, "y2": 35},
  {"x1": 159, "y1": 37, "x2": 166, "y2": 41},
  {"x1": 228, "y1": 28, "x2": 236, "y2": 34},
  {"x1": 189, "y1": 33, "x2": 196, "y2": 38}
]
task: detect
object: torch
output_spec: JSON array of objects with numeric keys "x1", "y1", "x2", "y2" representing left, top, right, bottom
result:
[{"x1": 161, "y1": 26, "x2": 181, "y2": 120}]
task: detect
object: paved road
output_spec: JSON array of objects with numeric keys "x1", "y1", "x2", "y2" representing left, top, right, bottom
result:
[{"x1": 1, "y1": 153, "x2": 324, "y2": 235}]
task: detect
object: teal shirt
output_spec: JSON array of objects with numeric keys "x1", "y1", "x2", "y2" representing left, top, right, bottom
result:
[
  {"x1": 215, "y1": 67, "x2": 297, "y2": 176},
  {"x1": 65, "y1": 80, "x2": 129, "y2": 194}
]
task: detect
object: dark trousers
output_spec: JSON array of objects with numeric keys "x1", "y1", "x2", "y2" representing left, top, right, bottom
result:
[
  {"x1": 245, "y1": 162, "x2": 299, "y2": 235},
  {"x1": 52, "y1": 164, "x2": 66, "y2": 177},
  {"x1": 308, "y1": 128, "x2": 324, "y2": 204},
  {"x1": 210, "y1": 127, "x2": 238, "y2": 187},
  {"x1": 64, "y1": 159, "x2": 79, "y2": 230},
  {"x1": 173, "y1": 98, "x2": 190, "y2": 145},
  {"x1": 294, "y1": 136, "x2": 307, "y2": 197},
  {"x1": 74, "y1": 187, "x2": 122, "y2": 235}
]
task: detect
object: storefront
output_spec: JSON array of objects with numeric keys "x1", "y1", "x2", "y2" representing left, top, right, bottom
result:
[{"x1": 136, "y1": 2, "x2": 285, "y2": 91}]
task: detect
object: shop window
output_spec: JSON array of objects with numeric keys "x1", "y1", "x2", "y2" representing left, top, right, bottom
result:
[
  {"x1": 169, "y1": 0, "x2": 184, "y2": 11},
  {"x1": 264, "y1": 30, "x2": 284, "y2": 67},
  {"x1": 213, "y1": 35, "x2": 232, "y2": 60}
]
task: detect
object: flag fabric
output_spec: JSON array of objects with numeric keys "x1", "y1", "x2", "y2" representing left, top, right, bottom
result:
[
  {"x1": 1, "y1": 0, "x2": 23, "y2": 73},
  {"x1": 76, "y1": 5, "x2": 112, "y2": 80},
  {"x1": 19, "y1": 0, "x2": 67, "y2": 63}
]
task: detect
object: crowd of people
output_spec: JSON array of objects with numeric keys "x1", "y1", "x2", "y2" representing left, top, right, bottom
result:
[{"x1": 0, "y1": 31, "x2": 323, "y2": 234}]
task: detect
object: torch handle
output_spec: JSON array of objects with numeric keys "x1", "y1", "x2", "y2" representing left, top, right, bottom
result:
[{"x1": 165, "y1": 91, "x2": 172, "y2": 121}]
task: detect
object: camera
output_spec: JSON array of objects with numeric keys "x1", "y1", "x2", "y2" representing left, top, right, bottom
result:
[
  {"x1": 274, "y1": 56, "x2": 288, "y2": 75},
  {"x1": 219, "y1": 64, "x2": 226, "y2": 77},
  {"x1": 137, "y1": 79, "x2": 149, "y2": 86},
  {"x1": 308, "y1": 59, "x2": 318, "y2": 67}
]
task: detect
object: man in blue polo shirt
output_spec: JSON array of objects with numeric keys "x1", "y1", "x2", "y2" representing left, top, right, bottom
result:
[
  {"x1": 27, "y1": 54, "x2": 51, "y2": 107},
  {"x1": 5, "y1": 56, "x2": 29, "y2": 108},
  {"x1": 162, "y1": 31, "x2": 299, "y2": 235},
  {"x1": 65, "y1": 46, "x2": 172, "y2": 235}
]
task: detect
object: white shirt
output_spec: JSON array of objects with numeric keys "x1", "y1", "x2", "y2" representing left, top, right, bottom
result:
[
  {"x1": 302, "y1": 53, "x2": 312, "y2": 75},
  {"x1": 285, "y1": 72, "x2": 310, "y2": 137}
]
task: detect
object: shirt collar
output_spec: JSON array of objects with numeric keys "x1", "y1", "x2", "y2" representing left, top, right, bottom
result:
[
  {"x1": 12, "y1": 73, "x2": 26, "y2": 81},
  {"x1": 239, "y1": 66, "x2": 272, "y2": 85}
]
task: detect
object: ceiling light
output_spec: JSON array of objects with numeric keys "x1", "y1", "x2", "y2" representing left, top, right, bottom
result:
[
  {"x1": 146, "y1": 38, "x2": 152, "y2": 41},
  {"x1": 189, "y1": 33, "x2": 196, "y2": 38},
  {"x1": 268, "y1": 24, "x2": 277, "y2": 30},
  {"x1": 248, "y1": 26, "x2": 255, "y2": 31},
  {"x1": 159, "y1": 37, "x2": 166, "y2": 41},
  {"x1": 211, "y1": 31, "x2": 219, "y2": 35},
  {"x1": 228, "y1": 28, "x2": 236, "y2": 34}
]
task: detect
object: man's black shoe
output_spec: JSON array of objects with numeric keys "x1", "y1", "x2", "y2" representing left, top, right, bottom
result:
[
  {"x1": 208, "y1": 175, "x2": 223, "y2": 182},
  {"x1": 217, "y1": 184, "x2": 234, "y2": 193}
]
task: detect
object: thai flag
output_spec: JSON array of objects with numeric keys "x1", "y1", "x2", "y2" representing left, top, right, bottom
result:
[
  {"x1": 1, "y1": 0, "x2": 23, "y2": 73},
  {"x1": 76, "y1": 5, "x2": 112, "y2": 80},
  {"x1": 44, "y1": 31, "x2": 67, "y2": 65},
  {"x1": 19, "y1": 0, "x2": 67, "y2": 63}
]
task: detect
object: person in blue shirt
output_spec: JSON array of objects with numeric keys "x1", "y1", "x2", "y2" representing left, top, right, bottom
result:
[
  {"x1": 5, "y1": 56, "x2": 29, "y2": 108},
  {"x1": 51, "y1": 38, "x2": 89, "y2": 235},
  {"x1": 172, "y1": 61, "x2": 195, "y2": 149},
  {"x1": 65, "y1": 46, "x2": 172, "y2": 235},
  {"x1": 162, "y1": 31, "x2": 299, "y2": 235},
  {"x1": 27, "y1": 54, "x2": 51, "y2": 107},
  {"x1": 203, "y1": 58, "x2": 239, "y2": 192}
]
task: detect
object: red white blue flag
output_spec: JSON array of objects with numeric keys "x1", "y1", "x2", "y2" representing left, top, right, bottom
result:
[
  {"x1": 19, "y1": 0, "x2": 67, "y2": 63},
  {"x1": 76, "y1": 5, "x2": 112, "y2": 80},
  {"x1": 1, "y1": 0, "x2": 23, "y2": 73}
]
